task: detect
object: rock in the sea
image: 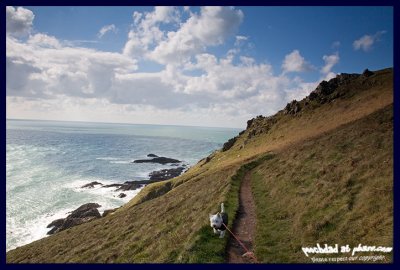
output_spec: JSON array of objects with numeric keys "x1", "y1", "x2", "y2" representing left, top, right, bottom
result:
[
  {"x1": 133, "y1": 156, "x2": 181, "y2": 165},
  {"x1": 103, "y1": 181, "x2": 142, "y2": 191},
  {"x1": 80, "y1": 181, "x2": 103, "y2": 189},
  {"x1": 118, "y1": 193, "x2": 127, "y2": 198},
  {"x1": 117, "y1": 182, "x2": 142, "y2": 191},
  {"x1": 147, "y1": 153, "x2": 159, "y2": 157},
  {"x1": 69, "y1": 203, "x2": 101, "y2": 219},
  {"x1": 47, "y1": 203, "x2": 101, "y2": 235},
  {"x1": 46, "y1": 218, "x2": 64, "y2": 228},
  {"x1": 149, "y1": 167, "x2": 185, "y2": 181}
]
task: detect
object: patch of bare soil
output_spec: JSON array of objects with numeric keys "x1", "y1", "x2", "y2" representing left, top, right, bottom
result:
[{"x1": 226, "y1": 172, "x2": 257, "y2": 263}]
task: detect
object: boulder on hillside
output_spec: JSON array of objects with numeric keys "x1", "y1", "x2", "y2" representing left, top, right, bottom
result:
[
  {"x1": 222, "y1": 136, "x2": 238, "y2": 152},
  {"x1": 362, "y1": 69, "x2": 374, "y2": 77},
  {"x1": 308, "y1": 73, "x2": 361, "y2": 104},
  {"x1": 284, "y1": 100, "x2": 301, "y2": 115},
  {"x1": 246, "y1": 118, "x2": 254, "y2": 129}
]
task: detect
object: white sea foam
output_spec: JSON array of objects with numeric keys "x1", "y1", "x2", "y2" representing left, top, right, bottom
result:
[
  {"x1": 96, "y1": 157, "x2": 119, "y2": 161},
  {"x1": 110, "y1": 160, "x2": 132, "y2": 164},
  {"x1": 6, "y1": 180, "x2": 144, "y2": 252},
  {"x1": 65, "y1": 177, "x2": 144, "y2": 208},
  {"x1": 6, "y1": 207, "x2": 75, "y2": 251}
]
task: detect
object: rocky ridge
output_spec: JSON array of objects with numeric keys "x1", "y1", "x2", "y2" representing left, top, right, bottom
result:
[{"x1": 221, "y1": 69, "x2": 380, "y2": 151}]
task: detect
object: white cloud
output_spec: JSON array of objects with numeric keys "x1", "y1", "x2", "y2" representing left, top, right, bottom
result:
[
  {"x1": 235, "y1": 35, "x2": 248, "y2": 43},
  {"x1": 285, "y1": 77, "x2": 319, "y2": 102},
  {"x1": 353, "y1": 31, "x2": 386, "y2": 52},
  {"x1": 123, "y1": 7, "x2": 180, "y2": 59},
  {"x1": 321, "y1": 52, "x2": 339, "y2": 75},
  {"x1": 149, "y1": 6, "x2": 180, "y2": 24},
  {"x1": 132, "y1": 11, "x2": 142, "y2": 25},
  {"x1": 126, "y1": 6, "x2": 244, "y2": 65},
  {"x1": 6, "y1": 6, "x2": 35, "y2": 36},
  {"x1": 7, "y1": 6, "x2": 326, "y2": 128},
  {"x1": 282, "y1": 50, "x2": 313, "y2": 73},
  {"x1": 8, "y1": 29, "x2": 321, "y2": 127},
  {"x1": 97, "y1": 24, "x2": 117, "y2": 38},
  {"x1": 151, "y1": 6, "x2": 243, "y2": 65},
  {"x1": 7, "y1": 35, "x2": 138, "y2": 99},
  {"x1": 28, "y1": 33, "x2": 61, "y2": 48}
]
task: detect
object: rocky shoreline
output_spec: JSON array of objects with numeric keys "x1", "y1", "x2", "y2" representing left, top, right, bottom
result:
[{"x1": 47, "y1": 154, "x2": 188, "y2": 235}]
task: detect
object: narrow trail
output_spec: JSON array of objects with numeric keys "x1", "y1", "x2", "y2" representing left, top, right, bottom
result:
[{"x1": 226, "y1": 171, "x2": 257, "y2": 263}]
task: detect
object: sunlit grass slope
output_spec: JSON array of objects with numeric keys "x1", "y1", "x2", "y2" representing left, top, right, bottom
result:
[{"x1": 7, "y1": 68, "x2": 392, "y2": 263}]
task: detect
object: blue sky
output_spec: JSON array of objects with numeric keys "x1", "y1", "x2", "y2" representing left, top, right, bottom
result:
[{"x1": 6, "y1": 6, "x2": 393, "y2": 128}]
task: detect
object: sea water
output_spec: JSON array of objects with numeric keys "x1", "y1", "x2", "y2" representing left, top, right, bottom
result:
[{"x1": 6, "y1": 119, "x2": 240, "y2": 251}]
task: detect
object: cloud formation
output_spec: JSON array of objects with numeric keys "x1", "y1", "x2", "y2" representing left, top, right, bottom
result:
[
  {"x1": 6, "y1": 6, "x2": 34, "y2": 36},
  {"x1": 98, "y1": 24, "x2": 117, "y2": 38},
  {"x1": 7, "y1": 6, "x2": 331, "y2": 128},
  {"x1": 282, "y1": 50, "x2": 314, "y2": 73},
  {"x1": 353, "y1": 30, "x2": 386, "y2": 52},
  {"x1": 124, "y1": 6, "x2": 244, "y2": 66},
  {"x1": 321, "y1": 52, "x2": 340, "y2": 80}
]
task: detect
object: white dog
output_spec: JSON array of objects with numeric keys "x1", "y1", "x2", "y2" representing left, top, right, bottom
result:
[{"x1": 209, "y1": 203, "x2": 228, "y2": 238}]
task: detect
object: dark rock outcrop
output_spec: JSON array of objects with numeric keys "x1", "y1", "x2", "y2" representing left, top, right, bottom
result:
[
  {"x1": 245, "y1": 115, "x2": 277, "y2": 140},
  {"x1": 118, "y1": 193, "x2": 127, "y2": 198},
  {"x1": 47, "y1": 203, "x2": 101, "y2": 235},
  {"x1": 362, "y1": 69, "x2": 374, "y2": 77},
  {"x1": 69, "y1": 203, "x2": 101, "y2": 219},
  {"x1": 247, "y1": 119, "x2": 254, "y2": 129},
  {"x1": 308, "y1": 73, "x2": 360, "y2": 104},
  {"x1": 222, "y1": 136, "x2": 238, "y2": 152},
  {"x1": 80, "y1": 181, "x2": 103, "y2": 189},
  {"x1": 147, "y1": 154, "x2": 159, "y2": 157},
  {"x1": 133, "y1": 156, "x2": 181, "y2": 165},
  {"x1": 149, "y1": 167, "x2": 185, "y2": 181},
  {"x1": 284, "y1": 100, "x2": 301, "y2": 115},
  {"x1": 103, "y1": 181, "x2": 142, "y2": 191},
  {"x1": 46, "y1": 218, "x2": 64, "y2": 228}
]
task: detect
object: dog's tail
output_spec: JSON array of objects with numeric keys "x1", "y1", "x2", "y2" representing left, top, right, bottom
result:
[{"x1": 221, "y1": 203, "x2": 225, "y2": 213}]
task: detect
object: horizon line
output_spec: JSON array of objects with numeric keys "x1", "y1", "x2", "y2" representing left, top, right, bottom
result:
[{"x1": 6, "y1": 117, "x2": 244, "y2": 130}]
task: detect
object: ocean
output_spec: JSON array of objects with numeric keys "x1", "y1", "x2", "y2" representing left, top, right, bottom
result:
[{"x1": 6, "y1": 119, "x2": 240, "y2": 251}]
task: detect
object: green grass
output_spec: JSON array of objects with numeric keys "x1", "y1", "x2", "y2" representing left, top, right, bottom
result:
[
  {"x1": 178, "y1": 154, "x2": 275, "y2": 263},
  {"x1": 251, "y1": 105, "x2": 393, "y2": 263}
]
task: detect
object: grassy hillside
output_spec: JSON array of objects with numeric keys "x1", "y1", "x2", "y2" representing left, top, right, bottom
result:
[
  {"x1": 6, "y1": 68, "x2": 393, "y2": 263},
  {"x1": 252, "y1": 104, "x2": 393, "y2": 263}
]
